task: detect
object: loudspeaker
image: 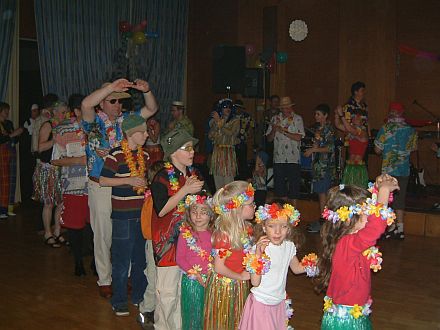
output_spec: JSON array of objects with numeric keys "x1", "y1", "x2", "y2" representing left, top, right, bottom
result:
[
  {"x1": 212, "y1": 46, "x2": 245, "y2": 94},
  {"x1": 243, "y1": 68, "x2": 270, "y2": 98}
]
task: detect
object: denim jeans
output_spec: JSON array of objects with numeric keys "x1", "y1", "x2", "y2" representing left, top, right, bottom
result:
[{"x1": 111, "y1": 218, "x2": 147, "y2": 309}]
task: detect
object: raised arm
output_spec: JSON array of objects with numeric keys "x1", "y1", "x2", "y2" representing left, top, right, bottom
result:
[
  {"x1": 81, "y1": 79, "x2": 133, "y2": 123},
  {"x1": 132, "y1": 79, "x2": 159, "y2": 120}
]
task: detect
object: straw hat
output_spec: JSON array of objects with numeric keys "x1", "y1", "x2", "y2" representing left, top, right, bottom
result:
[
  {"x1": 101, "y1": 82, "x2": 131, "y2": 99},
  {"x1": 279, "y1": 96, "x2": 296, "y2": 109}
]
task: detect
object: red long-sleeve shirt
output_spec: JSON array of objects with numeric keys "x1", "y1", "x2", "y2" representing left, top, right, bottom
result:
[{"x1": 326, "y1": 215, "x2": 387, "y2": 306}]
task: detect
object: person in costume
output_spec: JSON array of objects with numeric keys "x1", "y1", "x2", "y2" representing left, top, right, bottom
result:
[
  {"x1": 314, "y1": 175, "x2": 399, "y2": 329},
  {"x1": 34, "y1": 101, "x2": 68, "y2": 247},
  {"x1": 0, "y1": 102, "x2": 24, "y2": 219},
  {"x1": 81, "y1": 78, "x2": 157, "y2": 299},
  {"x1": 50, "y1": 94, "x2": 89, "y2": 275},
  {"x1": 99, "y1": 114, "x2": 150, "y2": 316},
  {"x1": 374, "y1": 102, "x2": 417, "y2": 240},
  {"x1": 165, "y1": 101, "x2": 194, "y2": 136},
  {"x1": 335, "y1": 81, "x2": 369, "y2": 188},
  {"x1": 239, "y1": 202, "x2": 318, "y2": 330},
  {"x1": 151, "y1": 128, "x2": 206, "y2": 330},
  {"x1": 204, "y1": 180, "x2": 254, "y2": 330},
  {"x1": 209, "y1": 98, "x2": 240, "y2": 190},
  {"x1": 234, "y1": 99, "x2": 254, "y2": 180},
  {"x1": 176, "y1": 192, "x2": 214, "y2": 330}
]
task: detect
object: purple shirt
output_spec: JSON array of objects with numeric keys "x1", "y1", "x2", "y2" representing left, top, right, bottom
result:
[{"x1": 176, "y1": 230, "x2": 212, "y2": 274}]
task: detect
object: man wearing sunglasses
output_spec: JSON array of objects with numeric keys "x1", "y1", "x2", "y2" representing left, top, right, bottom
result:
[{"x1": 81, "y1": 78, "x2": 158, "y2": 299}]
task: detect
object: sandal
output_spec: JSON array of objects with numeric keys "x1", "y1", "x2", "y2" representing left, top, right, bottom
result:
[
  {"x1": 54, "y1": 234, "x2": 69, "y2": 246},
  {"x1": 45, "y1": 236, "x2": 61, "y2": 248}
]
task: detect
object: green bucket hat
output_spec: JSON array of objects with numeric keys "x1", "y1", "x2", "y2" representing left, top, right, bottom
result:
[
  {"x1": 161, "y1": 128, "x2": 199, "y2": 161},
  {"x1": 122, "y1": 114, "x2": 147, "y2": 137}
]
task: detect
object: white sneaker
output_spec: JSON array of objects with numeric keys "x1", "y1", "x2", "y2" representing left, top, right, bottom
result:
[
  {"x1": 7, "y1": 211, "x2": 16, "y2": 216},
  {"x1": 0, "y1": 214, "x2": 8, "y2": 219}
]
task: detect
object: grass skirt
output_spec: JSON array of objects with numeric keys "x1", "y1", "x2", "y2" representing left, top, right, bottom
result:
[
  {"x1": 203, "y1": 272, "x2": 249, "y2": 330},
  {"x1": 181, "y1": 273, "x2": 206, "y2": 330},
  {"x1": 32, "y1": 161, "x2": 62, "y2": 205},
  {"x1": 342, "y1": 163, "x2": 368, "y2": 188},
  {"x1": 210, "y1": 145, "x2": 237, "y2": 177},
  {"x1": 321, "y1": 311, "x2": 372, "y2": 330}
]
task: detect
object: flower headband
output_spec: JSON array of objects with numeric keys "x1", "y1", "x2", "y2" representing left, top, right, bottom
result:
[
  {"x1": 255, "y1": 203, "x2": 300, "y2": 226},
  {"x1": 214, "y1": 184, "x2": 255, "y2": 214},
  {"x1": 184, "y1": 194, "x2": 213, "y2": 208}
]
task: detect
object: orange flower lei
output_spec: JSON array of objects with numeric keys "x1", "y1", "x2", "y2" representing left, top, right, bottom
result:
[{"x1": 121, "y1": 139, "x2": 146, "y2": 195}]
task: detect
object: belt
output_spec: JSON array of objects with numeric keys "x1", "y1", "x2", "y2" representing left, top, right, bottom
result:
[{"x1": 89, "y1": 176, "x2": 100, "y2": 183}]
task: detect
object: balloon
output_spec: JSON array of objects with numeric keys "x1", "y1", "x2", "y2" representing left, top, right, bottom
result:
[
  {"x1": 140, "y1": 20, "x2": 148, "y2": 28},
  {"x1": 132, "y1": 24, "x2": 144, "y2": 32},
  {"x1": 119, "y1": 21, "x2": 131, "y2": 33},
  {"x1": 145, "y1": 31, "x2": 159, "y2": 38},
  {"x1": 122, "y1": 31, "x2": 133, "y2": 39},
  {"x1": 276, "y1": 51, "x2": 288, "y2": 63},
  {"x1": 133, "y1": 31, "x2": 146, "y2": 44},
  {"x1": 245, "y1": 44, "x2": 256, "y2": 56}
]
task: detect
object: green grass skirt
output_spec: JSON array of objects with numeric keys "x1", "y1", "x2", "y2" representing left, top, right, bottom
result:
[
  {"x1": 342, "y1": 163, "x2": 369, "y2": 188},
  {"x1": 321, "y1": 311, "x2": 372, "y2": 330}
]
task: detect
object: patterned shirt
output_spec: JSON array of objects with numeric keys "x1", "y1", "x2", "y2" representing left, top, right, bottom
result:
[
  {"x1": 236, "y1": 111, "x2": 254, "y2": 144},
  {"x1": 100, "y1": 146, "x2": 149, "y2": 220},
  {"x1": 312, "y1": 122, "x2": 336, "y2": 181},
  {"x1": 374, "y1": 118, "x2": 417, "y2": 176},
  {"x1": 81, "y1": 109, "x2": 140, "y2": 178},
  {"x1": 53, "y1": 119, "x2": 88, "y2": 195},
  {"x1": 266, "y1": 113, "x2": 305, "y2": 164}
]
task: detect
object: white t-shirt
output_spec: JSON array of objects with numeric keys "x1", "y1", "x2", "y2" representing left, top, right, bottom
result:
[{"x1": 251, "y1": 240, "x2": 297, "y2": 305}]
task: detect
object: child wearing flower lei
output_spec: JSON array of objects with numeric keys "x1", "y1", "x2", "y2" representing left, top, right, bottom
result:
[
  {"x1": 239, "y1": 202, "x2": 317, "y2": 330},
  {"x1": 204, "y1": 181, "x2": 255, "y2": 330},
  {"x1": 121, "y1": 139, "x2": 147, "y2": 195},
  {"x1": 176, "y1": 193, "x2": 215, "y2": 330},
  {"x1": 314, "y1": 174, "x2": 399, "y2": 329},
  {"x1": 164, "y1": 161, "x2": 195, "y2": 213}
]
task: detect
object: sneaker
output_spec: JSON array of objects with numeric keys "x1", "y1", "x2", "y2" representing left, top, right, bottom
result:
[
  {"x1": 306, "y1": 220, "x2": 322, "y2": 233},
  {"x1": 137, "y1": 311, "x2": 155, "y2": 328},
  {"x1": 385, "y1": 229, "x2": 405, "y2": 240},
  {"x1": 0, "y1": 214, "x2": 8, "y2": 220},
  {"x1": 112, "y1": 306, "x2": 130, "y2": 317},
  {"x1": 7, "y1": 205, "x2": 16, "y2": 216},
  {"x1": 98, "y1": 285, "x2": 112, "y2": 299}
]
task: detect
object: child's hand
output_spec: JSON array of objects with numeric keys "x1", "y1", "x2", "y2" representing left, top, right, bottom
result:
[
  {"x1": 255, "y1": 236, "x2": 270, "y2": 257},
  {"x1": 182, "y1": 176, "x2": 204, "y2": 194},
  {"x1": 126, "y1": 176, "x2": 146, "y2": 188},
  {"x1": 240, "y1": 271, "x2": 251, "y2": 281},
  {"x1": 375, "y1": 174, "x2": 399, "y2": 193}
]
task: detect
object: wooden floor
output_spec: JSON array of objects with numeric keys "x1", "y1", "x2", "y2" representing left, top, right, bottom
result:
[{"x1": 0, "y1": 201, "x2": 439, "y2": 330}]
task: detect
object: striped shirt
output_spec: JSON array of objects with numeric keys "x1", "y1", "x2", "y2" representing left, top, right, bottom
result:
[{"x1": 100, "y1": 146, "x2": 149, "y2": 220}]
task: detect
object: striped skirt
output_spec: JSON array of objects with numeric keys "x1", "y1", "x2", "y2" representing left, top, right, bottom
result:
[{"x1": 210, "y1": 145, "x2": 237, "y2": 177}]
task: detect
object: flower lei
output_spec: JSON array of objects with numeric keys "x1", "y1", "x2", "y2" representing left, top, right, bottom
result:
[
  {"x1": 368, "y1": 182, "x2": 393, "y2": 204},
  {"x1": 243, "y1": 252, "x2": 271, "y2": 275},
  {"x1": 180, "y1": 223, "x2": 213, "y2": 280},
  {"x1": 300, "y1": 253, "x2": 319, "y2": 277},
  {"x1": 214, "y1": 184, "x2": 255, "y2": 215},
  {"x1": 323, "y1": 296, "x2": 372, "y2": 319},
  {"x1": 121, "y1": 139, "x2": 146, "y2": 195},
  {"x1": 184, "y1": 194, "x2": 212, "y2": 208},
  {"x1": 255, "y1": 203, "x2": 300, "y2": 226},
  {"x1": 285, "y1": 295, "x2": 294, "y2": 329},
  {"x1": 362, "y1": 246, "x2": 383, "y2": 272},
  {"x1": 322, "y1": 199, "x2": 396, "y2": 225},
  {"x1": 97, "y1": 110, "x2": 123, "y2": 148},
  {"x1": 164, "y1": 162, "x2": 195, "y2": 213}
]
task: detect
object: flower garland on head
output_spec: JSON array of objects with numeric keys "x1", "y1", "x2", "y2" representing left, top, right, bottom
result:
[
  {"x1": 184, "y1": 194, "x2": 211, "y2": 208},
  {"x1": 255, "y1": 203, "x2": 301, "y2": 226},
  {"x1": 300, "y1": 253, "x2": 319, "y2": 277},
  {"x1": 213, "y1": 183, "x2": 255, "y2": 215},
  {"x1": 121, "y1": 139, "x2": 146, "y2": 195},
  {"x1": 363, "y1": 246, "x2": 383, "y2": 272}
]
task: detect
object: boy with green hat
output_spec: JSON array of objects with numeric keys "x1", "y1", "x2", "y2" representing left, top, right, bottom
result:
[
  {"x1": 149, "y1": 128, "x2": 206, "y2": 329},
  {"x1": 99, "y1": 114, "x2": 150, "y2": 316}
]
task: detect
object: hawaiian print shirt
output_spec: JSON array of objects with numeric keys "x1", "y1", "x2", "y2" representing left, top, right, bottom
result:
[
  {"x1": 266, "y1": 113, "x2": 305, "y2": 164},
  {"x1": 312, "y1": 122, "x2": 336, "y2": 181},
  {"x1": 81, "y1": 109, "x2": 139, "y2": 178},
  {"x1": 374, "y1": 118, "x2": 417, "y2": 176}
]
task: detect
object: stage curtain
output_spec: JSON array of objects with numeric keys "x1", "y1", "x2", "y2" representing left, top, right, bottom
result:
[
  {"x1": 34, "y1": 0, "x2": 188, "y2": 124},
  {"x1": 0, "y1": 0, "x2": 17, "y2": 101}
]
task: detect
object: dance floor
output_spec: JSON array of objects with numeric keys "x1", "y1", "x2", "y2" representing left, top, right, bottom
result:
[{"x1": 0, "y1": 200, "x2": 439, "y2": 330}]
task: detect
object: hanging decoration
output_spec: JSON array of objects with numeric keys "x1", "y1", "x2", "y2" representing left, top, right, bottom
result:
[
  {"x1": 289, "y1": 20, "x2": 308, "y2": 42},
  {"x1": 398, "y1": 44, "x2": 440, "y2": 61},
  {"x1": 118, "y1": 19, "x2": 159, "y2": 45}
]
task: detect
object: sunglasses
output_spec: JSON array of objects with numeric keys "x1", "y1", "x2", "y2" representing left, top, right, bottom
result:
[
  {"x1": 105, "y1": 99, "x2": 123, "y2": 105},
  {"x1": 178, "y1": 145, "x2": 194, "y2": 152}
]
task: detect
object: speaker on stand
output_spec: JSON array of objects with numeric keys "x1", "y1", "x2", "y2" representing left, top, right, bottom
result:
[{"x1": 212, "y1": 46, "x2": 245, "y2": 95}]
